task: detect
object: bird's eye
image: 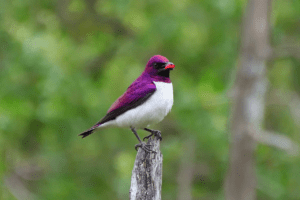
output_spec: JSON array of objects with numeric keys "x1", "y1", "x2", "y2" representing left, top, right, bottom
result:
[{"x1": 153, "y1": 62, "x2": 164, "y2": 69}]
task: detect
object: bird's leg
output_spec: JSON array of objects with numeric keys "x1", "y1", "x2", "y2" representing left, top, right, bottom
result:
[
  {"x1": 143, "y1": 128, "x2": 162, "y2": 141},
  {"x1": 130, "y1": 126, "x2": 155, "y2": 153}
]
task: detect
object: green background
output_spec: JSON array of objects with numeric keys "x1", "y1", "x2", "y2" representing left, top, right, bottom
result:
[{"x1": 1, "y1": 0, "x2": 300, "y2": 199}]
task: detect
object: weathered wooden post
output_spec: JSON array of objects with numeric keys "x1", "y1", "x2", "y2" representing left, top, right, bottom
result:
[{"x1": 129, "y1": 135, "x2": 163, "y2": 200}]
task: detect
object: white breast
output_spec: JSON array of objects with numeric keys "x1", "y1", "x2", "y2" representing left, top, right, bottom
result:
[{"x1": 114, "y1": 81, "x2": 174, "y2": 129}]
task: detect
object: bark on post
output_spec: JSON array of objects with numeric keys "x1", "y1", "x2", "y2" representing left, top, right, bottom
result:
[
  {"x1": 225, "y1": 0, "x2": 272, "y2": 200},
  {"x1": 129, "y1": 135, "x2": 163, "y2": 200}
]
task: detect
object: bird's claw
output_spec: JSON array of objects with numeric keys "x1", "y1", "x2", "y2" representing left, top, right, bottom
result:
[
  {"x1": 143, "y1": 130, "x2": 162, "y2": 141},
  {"x1": 135, "y1": 142, "x2": 156, "y2": 153},
  {"x1": 143, "y1": 133, "x2": 153, "y2": 141}
]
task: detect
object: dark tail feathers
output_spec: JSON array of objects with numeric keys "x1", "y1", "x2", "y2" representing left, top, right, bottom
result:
[{"x1": 78, "y1": 128, "x2": 95, "y2": 138}]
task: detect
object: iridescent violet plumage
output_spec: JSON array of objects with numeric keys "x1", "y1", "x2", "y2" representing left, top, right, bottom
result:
[{"x1": 79, "y1": 55, "x2": 175, "y2": 152}]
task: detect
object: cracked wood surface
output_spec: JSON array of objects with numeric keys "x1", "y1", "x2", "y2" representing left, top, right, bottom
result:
[{"x1": 129, "y1": 136, "x2": 162, "y2": 200}]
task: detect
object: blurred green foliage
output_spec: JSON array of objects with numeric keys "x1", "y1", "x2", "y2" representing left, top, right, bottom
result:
[{"x1": 1, "y1": 0, "x2": 300, "y2": 199}]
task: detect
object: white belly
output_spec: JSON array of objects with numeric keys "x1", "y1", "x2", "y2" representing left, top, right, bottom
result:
[{"x1": 115, "y1": 81, "x2": 173, "y2": 129}]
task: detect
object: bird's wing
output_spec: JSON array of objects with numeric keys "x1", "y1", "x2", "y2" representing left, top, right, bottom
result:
[{"x1": 95, "y1": 79, "x2": 156, "y2": 126}]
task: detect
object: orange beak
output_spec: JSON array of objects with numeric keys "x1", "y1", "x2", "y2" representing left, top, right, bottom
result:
[{"x1": 165, "y1": 62, "x2": 175, "y2": 70}]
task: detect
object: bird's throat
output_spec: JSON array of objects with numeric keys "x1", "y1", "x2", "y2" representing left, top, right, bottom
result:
[{"x1": 158, "y1": 69, "x2": 170, "y2": 78}]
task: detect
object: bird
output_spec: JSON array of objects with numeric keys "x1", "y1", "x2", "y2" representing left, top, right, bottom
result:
[{"x1": 79, "y1": 55, "x2": 175, "y2": 152}]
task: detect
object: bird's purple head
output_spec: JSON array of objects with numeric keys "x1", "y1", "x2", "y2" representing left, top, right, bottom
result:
[{"x1": 144, "y1": 55, "x2": 175, "y2": 79}]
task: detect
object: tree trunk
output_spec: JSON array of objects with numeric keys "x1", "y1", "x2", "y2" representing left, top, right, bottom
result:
[
  {"x1": 225, "y1": 0, "x2": 272, "y2": 200},
  {"x1": 129, "y1": 136, "x2": 163, "y2": 200},
  {"x1": 177, "y1": 138, "x2": 196, "y2": 200}
]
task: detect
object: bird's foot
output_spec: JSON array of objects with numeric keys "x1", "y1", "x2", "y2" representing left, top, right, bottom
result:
[
  {"x1": 143, "y1": 130, "x2": 162, "y2": 141},
  {"x1": 135, "y1": 142, "x2": 156, "y2": 153}
]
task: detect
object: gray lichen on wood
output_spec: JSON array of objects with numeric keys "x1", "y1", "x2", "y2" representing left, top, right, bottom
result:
[{"x1": 129, "y1": 136, "x2": 163, "y2": 200}]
